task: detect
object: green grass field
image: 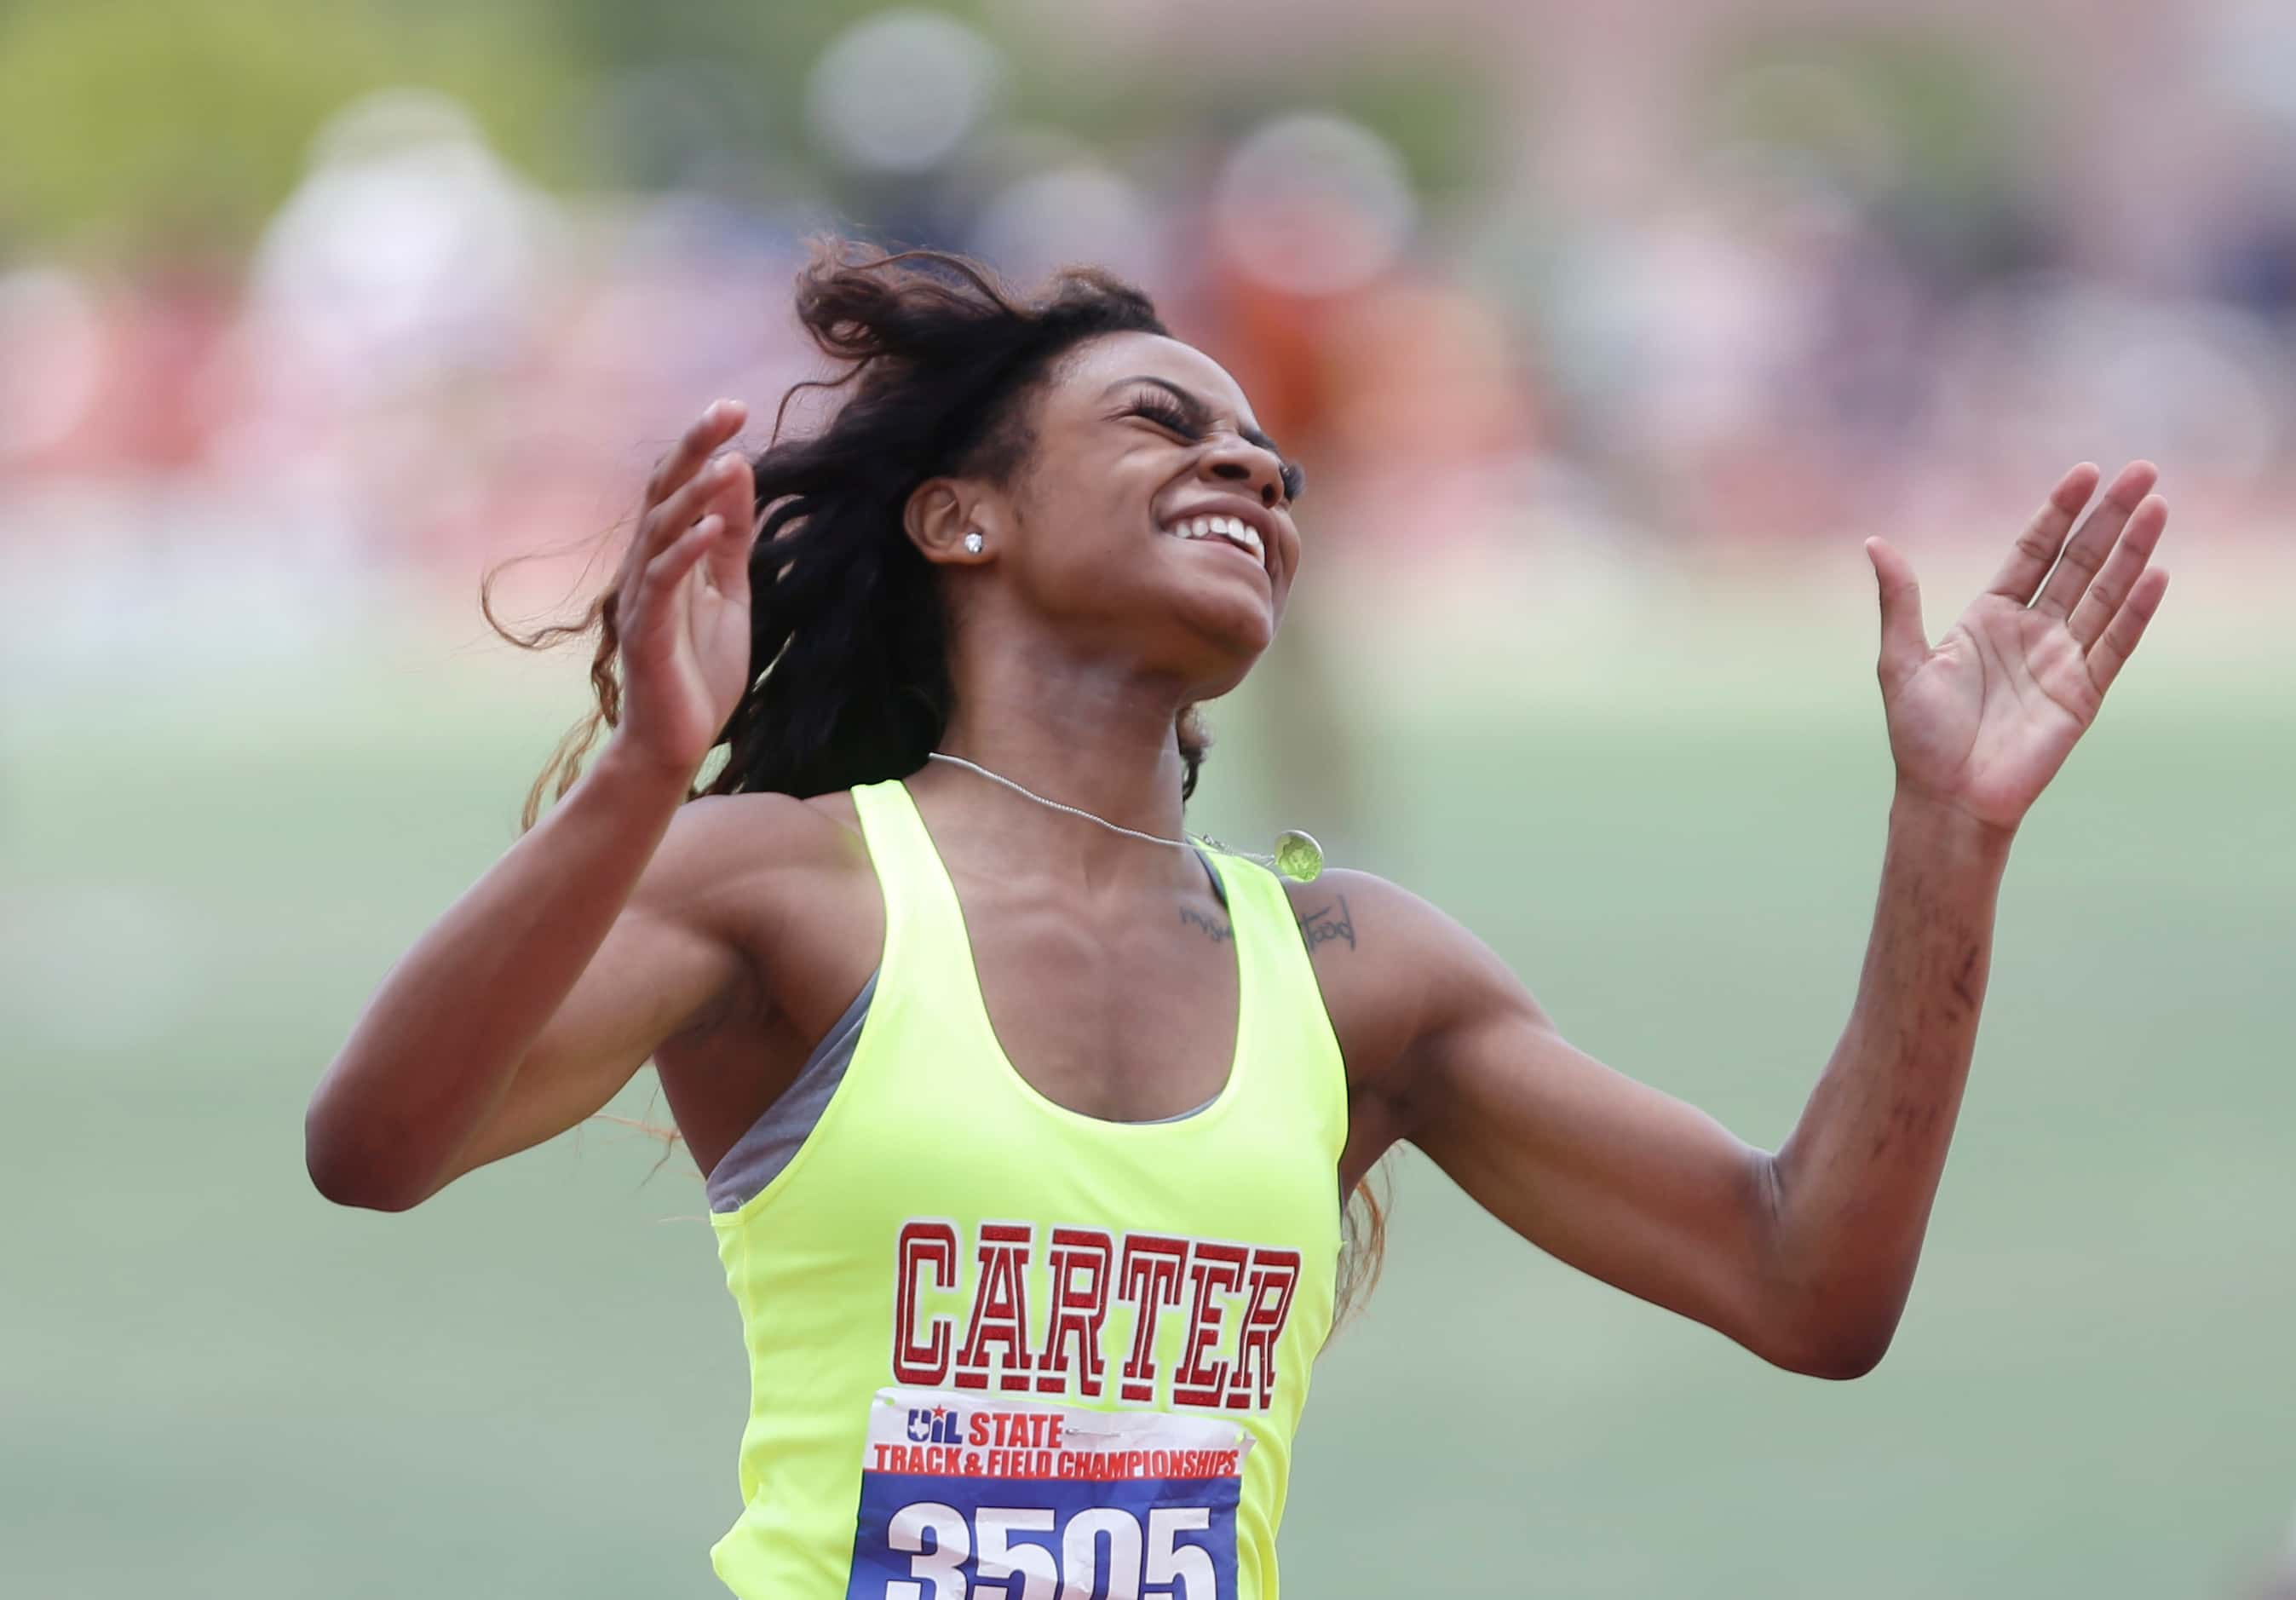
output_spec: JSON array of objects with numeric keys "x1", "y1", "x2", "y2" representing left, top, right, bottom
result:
[{"x1": 7, "y1": 594, "x2": 2294, "y2": 1598}]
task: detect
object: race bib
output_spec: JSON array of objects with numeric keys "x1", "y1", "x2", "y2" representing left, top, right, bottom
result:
[{"x1": 847, "y1": 1388, "x2": 1253, "y2": 1600}]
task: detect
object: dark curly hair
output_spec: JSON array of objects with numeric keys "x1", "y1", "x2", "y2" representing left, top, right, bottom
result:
[
  {"x1": 491, "y1": 238, "x2": 1384, "y2": 1321},
  {"x1": 498, "y1": 239, "x2": 1199, "y2": 824}
]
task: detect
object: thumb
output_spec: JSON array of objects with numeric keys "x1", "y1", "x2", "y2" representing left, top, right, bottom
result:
[{"x1": 1867, "y1": 536, "x2": 1927, "y2": 690}]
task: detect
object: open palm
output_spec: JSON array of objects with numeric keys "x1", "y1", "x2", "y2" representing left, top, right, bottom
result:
[
  {"x1": 1867, "y1": 463, "x2": 2171, "y2": 832},
  {"x1": 612, "y1": 400, "x2": 761, "y2": 780}
]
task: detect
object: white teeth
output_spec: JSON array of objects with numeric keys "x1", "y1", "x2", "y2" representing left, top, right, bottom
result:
[{"x1": 1165, "y1": 513, "x2": 1267, "y2": 567}]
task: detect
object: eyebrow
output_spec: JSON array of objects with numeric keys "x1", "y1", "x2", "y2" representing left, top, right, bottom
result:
[{"x1": 1105, "y1": 375, "x2": 1289, "y2": 463}]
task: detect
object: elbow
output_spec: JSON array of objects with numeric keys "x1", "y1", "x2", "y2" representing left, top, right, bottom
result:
[
  {"x1": 312, "y1": 1177, "x2": 424, "y2": 1214},
  {"x1": 1758, "y1": 1309, "x2": 1900, "y2": 1381},
  {"x1": 306, "y1": 1147, "x2": 423, "y2": 1213},
  {"x1": 304, "y1": 1102, "x2": 429, "y2": 1213},
  {"x1": 1746, "y1": 1158, "x2": 1903, "y2": 1380},
  {"x1": 1775, "y1": 1329, "x2": 1894, "y2": 1382}
]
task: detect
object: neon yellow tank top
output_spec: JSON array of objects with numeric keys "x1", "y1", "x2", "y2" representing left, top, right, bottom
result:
[{"x1": 707, "y1": 776, "x2": 1346, "y2": 1599}]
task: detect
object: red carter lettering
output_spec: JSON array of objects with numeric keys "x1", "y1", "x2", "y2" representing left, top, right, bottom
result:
[
  {"x1": 889, "y1": 1221, "x2": 1303, "y2": 1413},
  {"x1": 952, "y1": 1223, "x2": 1034, "y2": 1392},
  {"x1": 1036, "y1": 1227, "x2": 1114, "y2": 1397},
  {"x1": 891, "y1": 1221, "x2": 958, "y2": 1385},
  {"x1": 1171, "y1": 1241, "x2": 1249, "y2": 1408},
  {"x1": 1229, "y1": 1247, "x2": 1302, "y2": 1412},
  {"x1": 1114, "y1": 1235, "x2": 1189, "y2": 1403}
]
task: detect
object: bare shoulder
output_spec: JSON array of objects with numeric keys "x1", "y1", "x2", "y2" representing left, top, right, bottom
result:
[
  {"x1": 1277, "y1": 865, "x2": 1481, "y2": 979},
  {"x1": 1275, "y1": 866, "x2": 1557, "y2": 1165},
  {"x1": 1275, "y1": 868, "x2": 1508, "y2": 1100},
  {"x1": 624, "y1": 786, "x2": 880, "y2": 978},
  {"x1": 634, "y1": 789, "x2": 868, "y2": 905},
  {"x1": 634, "y1": 786, "x2": 889, "y2": 1143}
]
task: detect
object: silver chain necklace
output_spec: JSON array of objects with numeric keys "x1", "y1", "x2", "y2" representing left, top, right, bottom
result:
[{"x1": 924, "y1": 751, "x2": 1324, "y2": 882}]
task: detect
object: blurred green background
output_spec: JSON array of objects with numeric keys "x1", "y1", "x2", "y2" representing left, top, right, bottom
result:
[
  {"x1": 8, "y1": 0, "x2": 2296, "y2": 1593},
  {"x1": 7, "y1": 595, "x2": 2293, "y2": 1597}
]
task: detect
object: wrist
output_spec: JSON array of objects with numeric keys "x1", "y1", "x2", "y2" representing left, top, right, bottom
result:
[
  {"x1": 1888, "y1": 782, "x2": 2017, "y2": 866},
  {"x1": 586, "y1": 734, "x2": 701, "y2": 812}
]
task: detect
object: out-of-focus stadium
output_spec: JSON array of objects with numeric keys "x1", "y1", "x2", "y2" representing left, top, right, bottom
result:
[{"x1": 5, "y1": 2, "x2": 2295, "y2": 1596}]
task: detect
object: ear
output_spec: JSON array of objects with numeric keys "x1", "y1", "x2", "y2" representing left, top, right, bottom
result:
[{"x1": 905, "y1": 477, "x2": 998, "y2": 566}]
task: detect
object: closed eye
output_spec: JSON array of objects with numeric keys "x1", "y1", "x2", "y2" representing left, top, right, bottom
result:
[
  {"x1": 1125, "y1": 395, "x2": 1203, "y2": 438},
  {"x1": 1114, "y1": 380, "x2": 1305, "y2": 502}
]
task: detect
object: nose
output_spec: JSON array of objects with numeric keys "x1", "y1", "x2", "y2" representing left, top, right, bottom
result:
[{"x1": 1202, "y1": 432, "x2": 1288, "y2": 509}]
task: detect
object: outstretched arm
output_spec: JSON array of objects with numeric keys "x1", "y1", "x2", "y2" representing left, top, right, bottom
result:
[
  {"x1": 1362, "y1": 463, "x2": 2170, "y2": 1377},
  {"x1": 306, "y1": 400, "x2": 764, "y2": 1211}
]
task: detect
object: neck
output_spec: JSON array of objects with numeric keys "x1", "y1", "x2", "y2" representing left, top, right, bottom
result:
[{"x1": 932, "y1": 637, "x2": 1196, "y2": 871}]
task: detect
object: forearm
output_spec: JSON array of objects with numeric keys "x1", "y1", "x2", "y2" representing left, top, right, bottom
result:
[
  {"x1": 305, "y1": 738, "x2": 691, "y2": 1207},
  {"x1": 1764, "y1": 786, "x2": 2015, "y2": 1370}
]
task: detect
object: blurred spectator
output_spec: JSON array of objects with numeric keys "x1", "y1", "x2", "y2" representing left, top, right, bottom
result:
[{"x1": 9, "y1": 0, "x2": 2296, "y2": 649}]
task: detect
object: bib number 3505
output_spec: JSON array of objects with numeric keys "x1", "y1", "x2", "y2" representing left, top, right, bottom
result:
[
  {"x1": 848, "y1": 1389, "x2": 1252, "y2": 1600},
  {"x1": 888, "y1": 1501, "x2": 1216, "y2": 1599}
]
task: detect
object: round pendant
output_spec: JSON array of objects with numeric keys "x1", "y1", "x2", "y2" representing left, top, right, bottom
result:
[{"x1": 1273, "y1": 828, "x2": 1324, "y2": 883}]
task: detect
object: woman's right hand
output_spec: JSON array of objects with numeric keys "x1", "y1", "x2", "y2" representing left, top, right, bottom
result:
[{"x1": 610, "y1": 399, "x2": 761, "y2": 781}]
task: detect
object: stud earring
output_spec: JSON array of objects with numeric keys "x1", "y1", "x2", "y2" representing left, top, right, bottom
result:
[{"x1": 962, "y1": 532, "x2": 984, "y2": 555}]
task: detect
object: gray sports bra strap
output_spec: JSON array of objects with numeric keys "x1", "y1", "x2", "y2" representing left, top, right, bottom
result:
[{"x1": 706, "y1": 971, "x2": 878, "y2": 1213}]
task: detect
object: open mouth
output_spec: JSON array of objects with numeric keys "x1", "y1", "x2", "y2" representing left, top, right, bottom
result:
[{"x1": 1161, "y1": 513, "x2": 1267, "y2": 572}]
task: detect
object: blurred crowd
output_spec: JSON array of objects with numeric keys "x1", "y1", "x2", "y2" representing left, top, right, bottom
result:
[
  {"x1": 5, "y1": 8, "x2": 2295, "y2": 1586},
  {"x1": 6, "y1": 0, "x2": 2296, "y2": 647}
]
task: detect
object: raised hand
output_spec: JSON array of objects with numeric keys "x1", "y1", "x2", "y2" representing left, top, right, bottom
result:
[
  {"x1": 1864, "y1": 463, "x2": 2171, "y2": 833},
  {"x1": 610, "y1": 400, "x2": 760, "y2": 780}
]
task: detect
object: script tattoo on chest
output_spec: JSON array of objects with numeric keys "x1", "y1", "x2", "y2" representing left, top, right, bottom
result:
[
  {"x1": 1177, "y1": 907, "x2": 1234, "y2": 944},
  {"x1": 1177, "y1": 892, "x2": 1358, "y2": 955}
]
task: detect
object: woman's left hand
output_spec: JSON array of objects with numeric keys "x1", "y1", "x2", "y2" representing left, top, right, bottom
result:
[{"x1": 1865, "y1": 461, "x2": 2171, "y2": 834}]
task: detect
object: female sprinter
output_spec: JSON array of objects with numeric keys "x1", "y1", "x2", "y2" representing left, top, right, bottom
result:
[{"x1": 306, "y1": 244, "x2": 2171, "y2": 1598}]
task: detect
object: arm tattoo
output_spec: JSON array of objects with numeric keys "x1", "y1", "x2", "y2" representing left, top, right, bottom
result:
[
  {"x1": 1297, "y1": 894, "x2": 1356, "y2": 953},
  {"x1": 1180, "y1": 894, "x2": 1359, "y2": 953}
]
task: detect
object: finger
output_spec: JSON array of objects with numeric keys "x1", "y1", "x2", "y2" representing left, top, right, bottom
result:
[
  {"x1": 704, "y1": 500, "x2": 757, "y2": 602},
  {"x1": 1986, "y1": 463, "x2": 2100, "y2": 603},
  {"x1": 613, "y1": 407, "x2": 747, "y2": 594},
  {"x1": 2033, "y1": 460, "x2": 2158, "y2": 618},
  {"x1": 696, "y1": 449, "x2": 756, "y2": 593},
  {"x1": 630, "y1": 515, "x2": 722, "y2": 629},
  {"x1": 642, "y1": 399, "x2": 746, "y2": 513},
  {"x1": 2066, "y1": 492, "x2": 2168, "y2": 649},
  {"x1": 1867, "y1": 536, "x2": 1928, "y2": 692},
  {"x1": 695, "y1": 448, "x2": 754, "y2": 532},
  {"x1": 2086, "y1": 567, "x2": 2170, "y2": 694},
  {"x1": 636, "y1": 450, "x2": 748, "y2": 566}
]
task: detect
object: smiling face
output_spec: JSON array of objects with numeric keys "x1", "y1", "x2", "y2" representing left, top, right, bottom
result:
[{"x1": 914, "y1": 331, "x2": 1304, "y2": 700}]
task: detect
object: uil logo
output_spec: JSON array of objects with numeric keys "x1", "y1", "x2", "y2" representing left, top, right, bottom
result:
[{"x1": 905, "y1": 1405, "x2": 962, "y2": 1445}]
